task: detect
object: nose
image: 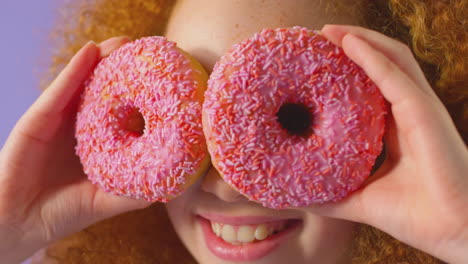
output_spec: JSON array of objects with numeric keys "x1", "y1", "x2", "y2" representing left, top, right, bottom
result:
[{"x1": 201, "y1": 165, "x2": 248, "y2": 203}]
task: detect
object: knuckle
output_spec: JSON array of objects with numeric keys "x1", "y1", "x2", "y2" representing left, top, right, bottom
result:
[
  {"x1": 396, "y1": 41, "x2": 413, "y2": 56},
  {"x1": 39, "y1": 206, "x2": 55, "y2": 242},
  {"x1": 374, "y1": 57, "x2": 397, "y2": 86}
]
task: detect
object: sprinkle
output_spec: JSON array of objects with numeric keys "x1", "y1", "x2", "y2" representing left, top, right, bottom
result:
[
  {"x1": 76, "y1": 36, "x2": 208, "y2": 202},
  {"x1": 203, "y1": 27, "x2": 387, "y2": 209}
]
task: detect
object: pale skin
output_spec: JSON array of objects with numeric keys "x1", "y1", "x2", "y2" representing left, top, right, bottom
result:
[
  {"x1": 1, "y1": 0, "x2": 468, "y2": 263},
  {"x1": 164, "y1": 1, "x2": 358, "y2": 263}
]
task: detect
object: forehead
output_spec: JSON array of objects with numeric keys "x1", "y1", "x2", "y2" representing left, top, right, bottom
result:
[{"x1": 164, "y1": 0, "x2": 361, "y2": 72}]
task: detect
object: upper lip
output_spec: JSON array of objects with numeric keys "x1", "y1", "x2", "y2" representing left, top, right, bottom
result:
[{"x1": 197, "y1": 212, "x2": 301, "y2": 225}]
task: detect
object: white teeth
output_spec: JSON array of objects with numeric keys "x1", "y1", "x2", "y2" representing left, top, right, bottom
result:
[
  {"x1": 237, "y1": 225, "x2": 255, "y2": 243},
  {"x1": 254, "y1": 224, "x2": 269, "y2": 241},
  {"x1": 221, "y1": 224, "x2": 237, "y2": 243},
  {"x1": 210, "y1": 221, "x2": 289, "y2": 244},
  {"x1": 211, "y1": 222, "x2": 221, "y2": 237}
]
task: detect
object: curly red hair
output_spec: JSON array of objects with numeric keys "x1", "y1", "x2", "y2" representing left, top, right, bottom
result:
[{"x1": 36, "y1": 0, "x2": 466, "y2": 263}]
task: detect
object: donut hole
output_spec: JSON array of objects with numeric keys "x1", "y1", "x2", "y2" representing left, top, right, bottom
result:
[
  {"x1": 276, "y1": 103, "x2": 313, "y2": 137},
  {"x1": 114, "y1": 105, "x2": 146, "y2": 137}
]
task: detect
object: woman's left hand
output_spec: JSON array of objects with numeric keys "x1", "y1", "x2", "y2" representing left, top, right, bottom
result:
[
  {"x1": 305, "y1": 25, "x2": 468, "y2": 264},
  {"x1": 0, "y1": 36, "x2": 151, "y2": 264}
]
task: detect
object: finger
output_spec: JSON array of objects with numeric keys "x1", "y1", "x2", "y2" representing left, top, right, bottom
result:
[
  {"x1": 97, "y1": 36, "x2": 131, "y2": 59},
  {"x1": 33, "y1": 41, "x2": 99, "y2": 116},
  {"x1": 321, "y1": 24, "x2": 436, "y2": 99},
  {"x1": 296, "y1": 115, "x2": 402, "y2": 223},
  {"x1": 340, "y1": 33, "x2": 440, "y2": 138},
  {"x1": 8, "y1": 42, "x2": 99, "y2": 147},
  {"x1": 303, "y1": 187, "x2": 368, "y2": 223},
  {"x1": 303, "y1": 152, "x2": 402, "y2": 224},
  {"x1": 341, "y1": 33, "x2": 467, "y2": 176},
  {"x1": 20, "y1": 36, "x2": 131, "y2": 142},
  {"x1": 75, "y1": 180, "x2": 152, "y2": 227},
  {"x1": 39, "y1": 180, "x2": 152, "y2": 242}
]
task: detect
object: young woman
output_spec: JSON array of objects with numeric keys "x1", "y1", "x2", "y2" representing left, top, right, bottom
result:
[{"x1": 1, "y1": 0, "x2": 467, "y2": 263}]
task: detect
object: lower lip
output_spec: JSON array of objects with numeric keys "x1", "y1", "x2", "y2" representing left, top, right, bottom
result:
[{"x1": 197, "y1": 216, "x2": 302, "y2": 262}]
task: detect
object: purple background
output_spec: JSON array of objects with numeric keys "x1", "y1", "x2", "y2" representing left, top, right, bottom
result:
[{"x1": 0, "y1": 1, "x2": 56, "y2": 147}]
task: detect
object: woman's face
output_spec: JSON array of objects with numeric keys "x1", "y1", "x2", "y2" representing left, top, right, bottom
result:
[{"x1": 164, "y1": 1, "x2": 360, "y2": 263}]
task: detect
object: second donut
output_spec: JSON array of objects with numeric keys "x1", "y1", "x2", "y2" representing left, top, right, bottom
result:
[{"x1": 203, "y1": 27, "x2": 388, "y2": 209}]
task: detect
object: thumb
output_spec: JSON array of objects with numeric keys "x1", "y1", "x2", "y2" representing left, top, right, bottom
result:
[
  {"x1": 78, "y1": 180, "x2": 152, "y2": 224},
  {"x1": 302, "y1": 147, "x2": 398, "y2": 225},
  {"x1": 303, "y1": 193, "x2": 366, "y2": 223},
  {"x1": 51, "y1": 179, "x2": 152, "y2": 237}
]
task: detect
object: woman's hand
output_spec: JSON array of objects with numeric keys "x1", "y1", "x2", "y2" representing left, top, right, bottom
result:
[
  {"x1": 306, "y1": 25, "x2": 468, "y2": 264},
  {"x1": 0, "y1": 37, "x2": 150, "y2": 264}
]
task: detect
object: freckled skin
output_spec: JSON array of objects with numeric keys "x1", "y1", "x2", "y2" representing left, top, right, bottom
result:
[{"x1": 166, "y1": 0, "x2": 359, "y2": 71}]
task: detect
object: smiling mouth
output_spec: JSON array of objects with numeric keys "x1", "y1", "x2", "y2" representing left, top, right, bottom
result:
[
  {"x1": 208, "y1": 218, "x2": 297, "y2": 245},
  {"x1": 197, "y1": 214, "x2": 303, "y2": 262}
]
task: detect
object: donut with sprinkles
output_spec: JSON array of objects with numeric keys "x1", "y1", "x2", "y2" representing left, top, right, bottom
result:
[
  {"x1": 76, "y1": 36, "x2": 210, "y2": 202},
  {"x1": 203, "y1": 27, "x2": 388, "y2": 209}
]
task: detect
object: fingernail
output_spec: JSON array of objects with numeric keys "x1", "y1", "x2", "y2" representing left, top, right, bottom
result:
[{"x1": 86, "y1": 40, "x2": 97, "y2": 46}]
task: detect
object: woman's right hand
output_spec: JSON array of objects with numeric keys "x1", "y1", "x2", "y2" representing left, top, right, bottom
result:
[
  {"x1": 0, "y1": 37, "x2": 150, "y2": 264},
  {"x1": 306, "y1": 25, "x2": 468, "y2": 264}
]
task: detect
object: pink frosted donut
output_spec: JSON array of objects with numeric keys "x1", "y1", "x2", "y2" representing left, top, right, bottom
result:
[
  {"x1": 76, "y1": 36, "x2": 210, "y2": 202},
  {"x1": 203, "y1": 27, "x2": 388, "y2": 209}
]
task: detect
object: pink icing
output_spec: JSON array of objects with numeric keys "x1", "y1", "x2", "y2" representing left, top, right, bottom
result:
[
  {"x1": 75, "y1": 37, "x2": 207, "y2": 202},
  {"x1": 203, "y1": 27, "x2": 388, "y2": 208}
]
